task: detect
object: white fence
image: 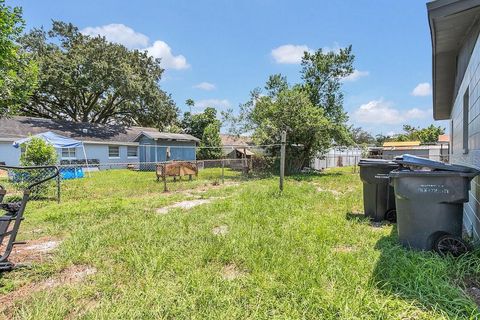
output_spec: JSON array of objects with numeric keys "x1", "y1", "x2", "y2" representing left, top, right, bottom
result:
[{"x1": 311, "y1": 147, "x2": 363, "y2": 170}]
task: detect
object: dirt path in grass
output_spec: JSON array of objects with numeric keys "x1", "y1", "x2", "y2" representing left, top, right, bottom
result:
[
  {"x1": 0, "y1": 236, "x2": 62, "y2": 265},
  {"x1": 156, "y1": 181, "x2": 239, "y2": 214},
  {"x1": 156, "y1": 196, "x2": 228, "y2": 214},
  {"x1": 0, "y1": 264, "x2": 96, "y2": 317}
]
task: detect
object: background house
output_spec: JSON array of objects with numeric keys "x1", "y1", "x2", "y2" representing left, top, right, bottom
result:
[
  {"x1": 381, "y1": 138, "x2": 449, "y2": 161},
  {"x1": 0, "y1": 116, "x2": 199, "y2": 168},
  {"x1": 428, "y1": 0, "x2": 480, "y2": 240},
  {"x1": 220, "y1": 134, "x2": 255, "y2": 159}
]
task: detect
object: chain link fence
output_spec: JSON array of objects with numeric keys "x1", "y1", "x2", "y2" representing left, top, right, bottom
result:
[{"x1": 0, "y1": 166, "x2": 60, "y2": 202}]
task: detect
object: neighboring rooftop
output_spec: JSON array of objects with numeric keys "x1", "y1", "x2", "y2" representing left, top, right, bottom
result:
[
  {"x1": 220, "y1": 134, "x2": 253, "y2": 147},
  {"x1": 383, "y1": 141, "x2": 421, "y2": 148},
  {"x1": 438, "y1": 134, "x2": 450, "y2": 143},
  {"x1": 0, "y1": 116, "x2": 199, "y2": 144}
]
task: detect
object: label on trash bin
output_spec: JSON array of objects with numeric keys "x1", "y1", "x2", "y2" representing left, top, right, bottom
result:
[{"x1": 417, "y1": 184, "x2": 449, "y2": 194}]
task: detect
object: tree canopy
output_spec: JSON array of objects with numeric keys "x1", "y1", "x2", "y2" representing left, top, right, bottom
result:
[
  {"x1": 226, "y1": 46, "x2": 355, "y2": 172},
  {"x1": 181, "y1": 107, "x2": 222, "y2": 159},
  {"x1": 18, "y1": 21, "x2": 178, "y2": 129},
  {"x1": 181, "y1": 107, "x2": 218, "y2": 140},
  {"x1": 386, "y1": 124, "x2": 445, "y2": 144},
  {"x1": 0, "y1": 0, "x2": 37, "y2": 118},
  {"x1": 349, "y1": 126, "x2": 375, "y2": 145}
]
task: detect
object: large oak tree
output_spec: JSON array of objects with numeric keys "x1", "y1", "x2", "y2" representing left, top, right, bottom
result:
[{"x1": 18, "y1": 21, "x2": 178, "y2": 129}]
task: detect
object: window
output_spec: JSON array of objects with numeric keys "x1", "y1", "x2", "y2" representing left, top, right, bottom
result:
[
  {"x1": 127, "y1": 146, "x2": 138, "y2": 157},
  {"x1": 463, "y1": 88, "x2": 469, "y2": 154},
  {"x1": 61, "y1": 148, "x2": 76, "y2": 159},
  {"x1": 108, "y1": 146, "x2": 120, "y2": 158}
]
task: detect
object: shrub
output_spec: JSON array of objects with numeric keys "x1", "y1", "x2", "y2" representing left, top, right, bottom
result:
[{"x1": 20, "y1": 137, "x2": 58, "y2": 166}]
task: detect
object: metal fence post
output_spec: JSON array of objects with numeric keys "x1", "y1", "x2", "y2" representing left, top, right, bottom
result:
[
  {"x1": 56, "y1": 168, "x2": 61, "y2": 203},
  {"x1": 221, "y1": 159, "x2": 225, "y2": 184},
  {"x1": 280, "y1": 130, "x2": 286, "y2": 192}
]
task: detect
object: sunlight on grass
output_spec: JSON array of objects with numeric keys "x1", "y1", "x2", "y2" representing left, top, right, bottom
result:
[{"x1": 1, "y1": 167, "x2": 479, "y2": 319}]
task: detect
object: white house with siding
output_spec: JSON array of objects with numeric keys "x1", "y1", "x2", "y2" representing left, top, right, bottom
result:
[
  {"x1": 0, "y1": 116, "x2": 199, "y2": 168},
  {"x1": 428, "y1": 0, "x2": 480, "y2": 240}
]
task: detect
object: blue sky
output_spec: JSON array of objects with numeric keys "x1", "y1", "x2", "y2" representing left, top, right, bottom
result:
[{"x1": 10, "y1": 0, "x2": 446, "y2": 136}]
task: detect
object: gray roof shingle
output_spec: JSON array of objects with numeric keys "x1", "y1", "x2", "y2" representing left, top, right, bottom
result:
[{"x1": 0, "y1": 116, "x2": 199, "y2": 143}]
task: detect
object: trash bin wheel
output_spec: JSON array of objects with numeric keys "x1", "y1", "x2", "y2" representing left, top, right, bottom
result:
[
  {"x1": 434, "y1": 234, "x2": 470, "y2": 257},
  {"x1": 385, "y1": 209, "x2": 396, "y2": 223}
]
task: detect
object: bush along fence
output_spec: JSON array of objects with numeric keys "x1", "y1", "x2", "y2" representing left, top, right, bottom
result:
[{"x1": 0, "y1": 165, "x2": 60, "y2": 203}]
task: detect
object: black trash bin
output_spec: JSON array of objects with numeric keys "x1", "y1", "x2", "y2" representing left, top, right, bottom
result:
[
  {"x1": 390, "y1": 154, "x2": 480, "y2": 255},
  {"x1": 358, "y1": 159, "x2": 399, "y2": 222}
]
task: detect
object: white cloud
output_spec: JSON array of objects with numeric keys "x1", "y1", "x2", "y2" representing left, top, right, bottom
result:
[
  {"x1": 411, "y1": 82, "x2": 432, "y2": 96},
  {"x1": 195, "y1": 99, "x2": 231, "y2": 110},
  {"x1": 342, "y1": 70, "x2": 369, "y2": 82},
  {"x1": 353, "y1": 99, "x2": 430, "y2": 125},
  {"x1": 322, "y1": 42, "x2": 341, "y2": 53},
  {"x1": 81, "y1": 24, "x2": 189, "y2": 70},
  {"x1": 81, "y1": 24, "x2": 149, "y2": 49},
  {"x1": 271, "y1": 44, "x2": 312, "y2": 64},
  {"x1": 193, "y1": 82, "x2": 216, "y2": 91},
  {"x1": 146, "y1": 41, "x2": 189, "y2": 70}
]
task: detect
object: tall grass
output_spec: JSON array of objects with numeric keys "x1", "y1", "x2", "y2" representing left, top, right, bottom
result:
[{"x1": 1, "y1": 168, "x2": 479, "y2": 319}]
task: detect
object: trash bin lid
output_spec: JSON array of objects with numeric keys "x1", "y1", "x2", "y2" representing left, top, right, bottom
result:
[
  {"x1": 394, "y1": 154, "x2": 479, "y2": 173},
  {"x1": 358, "y1": 158, "x2": 398, "y2": 167}
]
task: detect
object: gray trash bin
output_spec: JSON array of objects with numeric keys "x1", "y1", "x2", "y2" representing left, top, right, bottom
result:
[
  {"x1": 358, "y1": 159, "x2": 399, "y2": 222},
  {"x1": 390, "y1": 154, "x2": 479, "y2": 255}
]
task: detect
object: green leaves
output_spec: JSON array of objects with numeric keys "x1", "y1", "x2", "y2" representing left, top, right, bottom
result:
[
  {"x1": 198, "y1": 122, "x2": 222, "y2": 160},
  {"x1": 17, "y1": 20, "x2": 178, "y2": 129},
  {"x1": 301, "y1": 45, "x2": 354, "y2": 123},
  {"x1": 182, "y1": 107, "x2": 222, "y2": 160},
  {"x1": 386, "y1": 124, "x2": 445, "y2": 144},
  {"x1": 229, "y1": 45, "x2": 356, "y2": 171},
  {"x1": 19, "y1": 136, "x2": 58, "y2": 166},
  {"x1": 0, "y1": 0, "x2": 38, "y2": 118}
]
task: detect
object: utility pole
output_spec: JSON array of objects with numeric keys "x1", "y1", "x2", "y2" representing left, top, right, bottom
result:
[{"x1": 280, "y1": 130, "x2": 286, "y2": 192}]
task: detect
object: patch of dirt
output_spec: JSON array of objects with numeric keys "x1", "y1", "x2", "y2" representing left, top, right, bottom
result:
[
  {"x1": 316, "y1": 187, "x2": 342, "y2": 197},
  {"x1": 0, "y1": 265, "x2": 97, "y2": 315},
  {"x1": 332, "y1": 245, "x2": 357, "y2": 253},
  {"x1": 220, "y1": 263, "x2": 246, "y2": 280},
  {"x1": 156, "y1": 199, "x2": 211, "y2": 214},
  {"x1": 156, "y1": 196, "x2": 227, "y2": 215},
  {"x1": 0, "y1": 237, "x2": 61, "y2": 265},
  {"x1": 197, "y1": 181, "x2": 240, "y2": 193},
  {"x1": 463, "y1": 277, "x2": 480, "y2": 307},
  {"x1": 212, "y1": 225, "x2": 229, "y2": 236}
]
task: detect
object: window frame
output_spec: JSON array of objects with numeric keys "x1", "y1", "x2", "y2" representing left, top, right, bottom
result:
[
  {"x1": 108, "y1": 145, "x2": 120, "y2": 159},
  {"x1": 127, "y1": 146, "x2": 138, "y2": 158},
  {"x1": 463, "y1": 88, "x2": 469, "y2": 154},
  {"x1": 61, "y1": 147, "x2": 77, "y2": 159}
]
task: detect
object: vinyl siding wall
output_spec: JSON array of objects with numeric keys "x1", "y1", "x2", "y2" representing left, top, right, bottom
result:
[
  {"x1": 138, "y1": 136, "x2": 196, "y2": 163},
  {"x1": 0, "y1": 141, "x2": 21, "y2": 165},
  {"x1": 0, "y1": 141, "x2": 138, "y2": 166},
  {"x1": 450, "y1": 24, "x2": 480, "y2": 241}
]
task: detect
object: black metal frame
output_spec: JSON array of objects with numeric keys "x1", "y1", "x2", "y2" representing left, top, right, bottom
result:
[{"x1": 0, "y1": 165, "x2": 59, "y2": 271}]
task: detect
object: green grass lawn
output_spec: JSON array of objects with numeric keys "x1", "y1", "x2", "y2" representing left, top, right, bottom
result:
[{"x1": 1, "y1": 167, "x2": 480, "y2": 319}]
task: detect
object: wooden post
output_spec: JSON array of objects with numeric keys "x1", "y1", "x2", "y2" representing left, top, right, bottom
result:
[
  {"x1": 221, "y1": 159, "x2": 225, "y2": 184},
  {"x1": 162, "y1": 163, "x2": 168, "y2": 192},
  {"x1": 280, "y1": 130, "x2": 286, "y2": 192},
  {"x1": 243, "y1": 147, "x2": 247, "y2": 174}
]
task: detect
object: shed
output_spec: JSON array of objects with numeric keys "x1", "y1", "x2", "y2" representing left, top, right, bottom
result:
[{"x1": 134, "y1": 131, "x2": 200, "y2": 170}]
